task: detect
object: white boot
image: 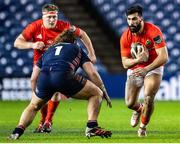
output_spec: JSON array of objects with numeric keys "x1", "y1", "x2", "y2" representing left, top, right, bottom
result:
[
  {"x1": 130, "y1": 111, "x2": 141, "y2": 127},
  {"x1": 138, "y1": 127, "x2": 147, "y2": 137}
]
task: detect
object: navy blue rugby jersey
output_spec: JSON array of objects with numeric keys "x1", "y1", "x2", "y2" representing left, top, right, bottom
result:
[{"x1": 37, "y1": 42, "x2": 90, "y2": 72}]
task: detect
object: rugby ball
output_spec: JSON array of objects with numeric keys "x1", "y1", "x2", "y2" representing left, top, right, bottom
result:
[{"x1": 130, "y1": 43, "x2": 143, "y2": 58}]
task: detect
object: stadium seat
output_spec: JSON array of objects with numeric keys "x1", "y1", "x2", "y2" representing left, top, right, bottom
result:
[
  {"x1": 0, "y1": 0, "x2": 107, "y2": 77},
  {"x1": 0, "y1": 0, "x2": 47, "y2": 77},
  {"x1": 89, "y1": 0, "x2": 180, "y2": 77}
]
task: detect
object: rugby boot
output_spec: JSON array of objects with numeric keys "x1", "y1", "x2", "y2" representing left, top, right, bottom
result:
[
  {"x1": 85, "y1": 127, "x2": 112, "y2": 138},
  {"x1": 131, "y1": 111, "x2": 141, "y2": 127},
  {"x1": 33, "y1": 122, "x2": 44, "y2": 133},
  {"x1": 42, "y1": 121, "x2": 52, "y2": 133},
  {"x1": 138, "y1": 127, "x2": 147, "y2": 137}
]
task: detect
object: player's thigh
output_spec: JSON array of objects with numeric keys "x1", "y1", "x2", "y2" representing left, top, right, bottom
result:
[
  {"x1": 31, "y1": 66, "x2": 41, "y2": 82},
  {"x1": 30, "y1": 92, "x2": 48, "y2": 110},
  {"x1": 125, "y1": 78, "x2": 141, "y2": 102},
  {"x1": 144, "y1": 73, "x2": 162, "y2": 97},
  {"x1": 36, "y1": 72, "x2": 55, "y2": 101},
  {"x1": 31, "y1": 65, "x2": 41, "y2": 90},
  {"x1": 72, "y1": 80, "x2": 102, "y2": 100}
]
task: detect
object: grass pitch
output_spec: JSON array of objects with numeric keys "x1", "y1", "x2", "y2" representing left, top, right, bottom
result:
[{"x1": 0, "y1": 99, "x2": 180, "y2": 143}]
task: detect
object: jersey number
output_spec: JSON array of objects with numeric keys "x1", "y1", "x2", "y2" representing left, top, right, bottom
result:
[{"x1": 55, "y1": 46, "x2": 63, "y2": 56}]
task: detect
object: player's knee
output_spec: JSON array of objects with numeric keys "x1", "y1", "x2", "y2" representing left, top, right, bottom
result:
[
  {"x1": 95, "y1": 88, "x2": 103, "y2": 103},
  {"x1": 30, "y1": 77, "x2": 36, "y2": 88},
  {"x1": 51, "y1": 92, "x2": 61, "y2": 101},
  {"x1": 125, "y1": 97, "x2": 135, "y2": 109},
  {"x1": 29, "y1": 102, "x2": 42, "y2": 111},
  {"x1": 30, "y1": 76, "x2": 36, "y2": 83},
  {"x1": 144, "y1": 88, "x2": 157, "y2": 98},
  {"x1": 126, "y1": 102, "x2": 135, "y2": 109}
]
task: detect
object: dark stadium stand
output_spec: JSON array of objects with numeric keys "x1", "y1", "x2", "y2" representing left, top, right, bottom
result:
[
  {"x1": 0, "y1": 0, "x2": 107, "y2": 77},
  {"x1": 89, "y1": 0, "x2": 180, "y2": 77},
  {"x1": 0, "y1": 0, "x2": 48, "y2": 77},
  {"x1": 0, "y1": 0, "x2": 179, "y2": 77}
]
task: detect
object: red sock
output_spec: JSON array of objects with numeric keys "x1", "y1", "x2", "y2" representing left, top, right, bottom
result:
[
  {"x1": 40, "y1": 104, "x2": 48, "y2": 124},
  {"x1": 45, "y1": 100, "x2": 60, "y2": 122},
  {"x1": 141, "y1": 115, "x2": 149, "y2": 125}
]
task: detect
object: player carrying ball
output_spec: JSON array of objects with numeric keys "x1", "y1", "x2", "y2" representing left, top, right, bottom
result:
[{"x1": 120, "y1": 4, "x2": 168, "y2": 137}]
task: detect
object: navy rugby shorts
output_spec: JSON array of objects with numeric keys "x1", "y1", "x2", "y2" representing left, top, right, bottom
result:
[{"x1": 35, "y1": 71, "x2": 87, "y2": 100}]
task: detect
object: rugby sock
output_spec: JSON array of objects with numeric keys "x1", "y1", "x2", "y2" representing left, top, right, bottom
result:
[
  {"x1": 87, "y1": 120, "x2": 98, "y2": 128},
  {"x1": 45, "y1": 100, "x2": 60, "y2": 122},
  {"x1": 141, "y1": 115, "x2": 149, "y2": 126},
  {"x1": 132, "y1": 103, "x2": 143, "y2": 113},
  {"x1": 12, "y1": 125, "x2": 25, "y2": 136},
  {"x1": 40, "y1": 104, "x2": 48, "y2": 124},
  {"x1": 140, "y1": 122, "x2": 146, "y2": 129}
]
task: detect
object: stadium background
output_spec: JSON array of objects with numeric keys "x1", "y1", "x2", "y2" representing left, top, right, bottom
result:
[{"x1": 0, "y1": 0, "x2": 180, "y2": 101}]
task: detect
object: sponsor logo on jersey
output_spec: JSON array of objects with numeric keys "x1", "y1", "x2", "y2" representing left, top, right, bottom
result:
[
  {"x1": 145, "y1": 39, "x2": 151, "y2": 46},
  {"x1": 37, "y1": 34, "x2": 42, "y2": 39},
  {"x1": 153, "y1": 35, "x2": 162, "y2": 44}
]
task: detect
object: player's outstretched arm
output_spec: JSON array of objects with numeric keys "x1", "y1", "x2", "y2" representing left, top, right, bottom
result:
[
  {"x1": 79, "y1": 30, "x2": 96, "y2": 64},
  {"x1": 82, "y1": 62, "x2": 112, "y2": 108},
  {"x1": 14, "y1": 34, "x2": 45, "y2": 50}
]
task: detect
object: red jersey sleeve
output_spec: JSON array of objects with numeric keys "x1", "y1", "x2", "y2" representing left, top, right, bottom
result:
[
  {"x1": 151, "y1": 25, "x2": 166, "y2": 49},
  {"x1": 120, "y1": 31, "x2": 131, "y2": 57},
  {"x1": 74, "y1": 27, "x2": 81, "y2": 37},
  {"x1": 22, "y1": 21, "x2": 37, "y2": 41},
  {"x1": 69, "y1": 25, "x2": 81, "y2": 37}
]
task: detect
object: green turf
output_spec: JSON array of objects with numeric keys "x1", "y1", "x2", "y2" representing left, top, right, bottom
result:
[{"x1": 0, "y1": 99, "x2": 180, "y2": 143}]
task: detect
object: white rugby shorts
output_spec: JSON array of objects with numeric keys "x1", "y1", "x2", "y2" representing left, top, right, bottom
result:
[{"x1": 127, "y1": 66, "x2": 164, "y2": 77}]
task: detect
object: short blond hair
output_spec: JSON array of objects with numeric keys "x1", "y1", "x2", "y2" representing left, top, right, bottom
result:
[{"x1": 42, "y1": 4, "x2": 59, "y2": 13}]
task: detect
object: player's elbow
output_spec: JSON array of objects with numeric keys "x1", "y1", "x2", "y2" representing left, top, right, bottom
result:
[
  {"x1": 14, "y1": 37, "x2": 22, "y2": 49},
  {"x1": 122, "y1": 63, "x2": 129, "y2": 69},
  {"x1": 14, "y1": 39, "x2": 19, "y2": 48},
  {"x1": 122, "y1": 58, "x2": 129, "y2": 69},
  {"x1": 162, "y1": 53, "x2": 169, "y2": 65},
  {"x1": 164, "y1": 54, "x2": 169, "y2": 64},
  {"x1": 163, "y1": 57, "x2": 168, "y2": 65}
]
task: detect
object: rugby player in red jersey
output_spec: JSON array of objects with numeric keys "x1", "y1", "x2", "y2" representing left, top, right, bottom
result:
[
  {"x1": 120, "y1": 4, "x2": 168, "y2": 136},
  {"x1": 14, "y1": 3, "x2": 96, "y2": 133}
]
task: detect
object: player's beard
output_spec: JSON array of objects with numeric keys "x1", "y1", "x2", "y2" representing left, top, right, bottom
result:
[{"x1": 129, "y1": 22, "x2": 141, "y2": 33}]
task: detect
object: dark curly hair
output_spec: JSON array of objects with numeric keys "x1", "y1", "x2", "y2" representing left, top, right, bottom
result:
[{"x1": 126, "y1": 4, "x2": 143, "y2": 16}]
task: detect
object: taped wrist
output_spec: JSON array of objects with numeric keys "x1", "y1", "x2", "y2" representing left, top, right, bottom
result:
[{"x1": 100, "y1": 84, "x2": 105, "y2": 91}]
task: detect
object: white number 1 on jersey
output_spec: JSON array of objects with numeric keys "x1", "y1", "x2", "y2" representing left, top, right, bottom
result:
[{"x1": 55, "y1": 46, "x2": 63, "y2": 56}]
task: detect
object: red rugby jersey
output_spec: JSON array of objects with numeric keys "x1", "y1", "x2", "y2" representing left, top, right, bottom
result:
[
  {"x1": 22, "y1": 19, "x2": 81, "y2": 64},
  {"x1": 120, "y1": 22, "x2": 166, "y2": 70}
]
